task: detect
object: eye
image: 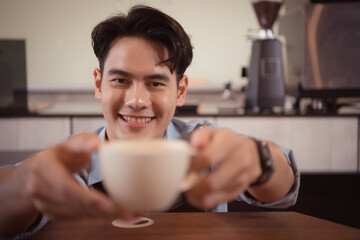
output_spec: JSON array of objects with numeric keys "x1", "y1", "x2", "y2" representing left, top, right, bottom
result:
[
  {"x1": 110, "y1": 78, "x2": 129, "y2": 87},
  {"x1": 113, "y1": 78, "x2": 128, "y2": 84},
  {"x1": 149, "y1": 81, "x2": 165, "y2": 87}
]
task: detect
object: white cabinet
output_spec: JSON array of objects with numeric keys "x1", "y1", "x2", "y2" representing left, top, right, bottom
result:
[
  {"x1": 1, "y1": 116, "x2": 358, "y2": 173},
  {"x1": 0, "y1": 119, "x2": 18, "y2": 150},
  {"x1": 0, "y1": 118, "x2": 70, "y2": 151},
  {"x1": 216, "y1": 117, "x2": 359, "y2": 173}
]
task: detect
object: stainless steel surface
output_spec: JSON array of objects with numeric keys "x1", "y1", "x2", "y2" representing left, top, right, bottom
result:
[
  {"x1": 279, "y1": 2, "x2": 360, "y2": 92},
  {"x1": 303, "y1": 3, "x2": 360, "y2": 90}
]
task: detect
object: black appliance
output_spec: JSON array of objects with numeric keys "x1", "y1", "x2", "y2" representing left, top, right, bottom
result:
[
  {"x1": 246, "y1": 0, "x2": 285, "y2": 111},
  {"x1": 0, "y1": 40, "x2": 28, "y2": 115}
]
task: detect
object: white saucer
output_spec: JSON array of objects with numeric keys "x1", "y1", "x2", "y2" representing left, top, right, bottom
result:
[{"x1": 112, "y1": 217, "x2": 154, "y2": 228}]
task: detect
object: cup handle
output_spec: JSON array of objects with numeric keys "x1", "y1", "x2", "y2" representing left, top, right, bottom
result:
[{"x1": 179, "y1": 170, "x2": 208, "y2": 192}]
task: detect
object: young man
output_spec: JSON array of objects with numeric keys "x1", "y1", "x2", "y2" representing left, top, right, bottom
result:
[{"x1": 0, "y1": 5, "x2": 299, "y2": 239}]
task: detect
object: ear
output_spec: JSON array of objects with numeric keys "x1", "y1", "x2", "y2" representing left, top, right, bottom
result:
[
  {"x1": 94, "y1": 68, "x2": 102, "y2": 99},
  {"x1": 176, "y1": 75, "x2": 189, "y2": 107}
]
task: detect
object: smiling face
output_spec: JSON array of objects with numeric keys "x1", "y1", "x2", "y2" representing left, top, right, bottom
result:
[{"x1": 94, "y1": 37, "x2": 188, "y2": 140}]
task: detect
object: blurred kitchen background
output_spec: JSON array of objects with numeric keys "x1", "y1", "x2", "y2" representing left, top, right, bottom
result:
[
  {"x1": 0, "y1": 0, "x2": 256, "y2": 90},
  {"x1": 0, "y1": 0, "x2": 359, "y2": 229}
]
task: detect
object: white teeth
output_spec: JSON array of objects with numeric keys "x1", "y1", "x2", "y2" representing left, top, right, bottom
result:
[{"x1": 122, "y1": 116, "x2": 152, "y2": 123}]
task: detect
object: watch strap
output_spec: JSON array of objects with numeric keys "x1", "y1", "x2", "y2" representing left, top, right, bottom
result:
[{"x1": 250, "y1": 139, "x2": 276, "y2": 187}]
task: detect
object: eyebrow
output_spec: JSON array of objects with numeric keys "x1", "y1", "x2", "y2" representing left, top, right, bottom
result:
[
  {"x1": 108, "y1": 69, "x2": 133, "y2": 77},
  {"x1": 107, "y1": 68, "x2": 170, "y2": 82},
  {"x1": 145, "y1": 74, "x2": 170, "y2": 82}
]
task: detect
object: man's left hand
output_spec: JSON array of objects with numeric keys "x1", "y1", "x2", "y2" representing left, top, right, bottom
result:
[{"x1": 184, "y1": 128, "x2": 262, "y2": 209}]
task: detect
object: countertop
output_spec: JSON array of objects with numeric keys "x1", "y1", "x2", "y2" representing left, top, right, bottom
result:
[
  {"x1": 1, "y1": 103, "x2": 359, "y2": 118},
  {"x1": 1, "y1": 90, "x2": 359, "y2": 117}
]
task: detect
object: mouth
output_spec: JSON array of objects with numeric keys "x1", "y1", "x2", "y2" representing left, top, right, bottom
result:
[{"x1": 119, "y1": 115, "x2": 155, "y2": 124}]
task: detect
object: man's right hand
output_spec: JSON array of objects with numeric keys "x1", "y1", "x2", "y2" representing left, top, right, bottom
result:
[{"x1": 0, "y1": 133, "x2": 134, "y2": 238}]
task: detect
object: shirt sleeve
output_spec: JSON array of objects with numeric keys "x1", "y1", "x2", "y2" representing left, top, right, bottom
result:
[
  {"x1": 235, "y1": 147, "x2": 300, "y2": 209},
  {"x1": 12, "y1": 214, "x2": 51, "y2": 240}
]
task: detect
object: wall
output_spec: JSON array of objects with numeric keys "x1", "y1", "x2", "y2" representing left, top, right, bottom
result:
[{"x1": 0, "y1": 0, "x2": 260, "y2": 90}]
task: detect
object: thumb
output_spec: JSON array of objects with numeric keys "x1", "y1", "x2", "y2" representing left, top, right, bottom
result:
[
  {"x1": 189, "y1": 128, "x2": 214, "y2": 171},
  {"x1": 190, "y1": 127, "x2": 214, "y2": 150},
  {"x1": 52, "y1": 133, "x2": 101, "y2": 173}
]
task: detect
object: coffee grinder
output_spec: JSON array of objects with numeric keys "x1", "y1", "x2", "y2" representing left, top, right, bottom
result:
[{"x1": 245, "y1": 0, "x2": 285, "y2": 112}]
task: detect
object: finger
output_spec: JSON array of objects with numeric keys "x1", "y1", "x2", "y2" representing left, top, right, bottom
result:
[
  {"x1": 190, "y1": 129, "x2": 239, "y2": 171},
  {"x1": 32, "y1": 178, "x2": 134, "y2": 220},
  {"x1": 28, "y1": 164, "x2": 85, "y2": 217},
  {"x1": 189, "y1": 128, "x2": 215, "y2": 171},
  {"x1": 187, "y1": 136, "x2": 261, "y2": 200},
  {"x1": 53, "y1": 133, "x2": 101, "y2": 173},
  {"x1": 26, "y1": 156, "x2": 73, "y2": 206},
  {"x1": 26, "y1": 155, "x2": 107, "y2": 218},
  {"x1": 185, "y1": 163, "x2": 247, "y2": 203},
  {"x1": 189, "y1": 128, "x2": 218, "y2": 171},
  {"x1": 205, "y1": 148, "x2": 258, "y2": 194},
  {"x1": 32, "y1": 198, "x2": 79, "y2": 221},
  {"x1": 85, "y1": 188, "x2": 136, "y2": 220},
  {"x1": 188, "y1": 163, "x2": 245, "y2": 199},
  {"x1": 190, "y1": 128, "x2": 214, "y2": 149}
]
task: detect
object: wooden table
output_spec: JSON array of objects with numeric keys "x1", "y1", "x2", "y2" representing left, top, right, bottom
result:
[{"x1": 29, "y1": 212, "x2": 360, "y2": 240}]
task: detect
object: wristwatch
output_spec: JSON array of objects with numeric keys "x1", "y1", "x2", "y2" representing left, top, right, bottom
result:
[{"x1": 250, "y1": 139, "x2": 276, "y2": 187}]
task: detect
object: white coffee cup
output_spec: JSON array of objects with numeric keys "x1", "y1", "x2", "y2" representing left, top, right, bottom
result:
[{"x1": 99, "y1": 139, "x2": 202, "y2": 212}]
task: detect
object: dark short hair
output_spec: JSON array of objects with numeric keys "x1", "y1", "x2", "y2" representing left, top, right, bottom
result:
[{"x1": 91, "y1": 5, "x2": 193, "y2": 81}]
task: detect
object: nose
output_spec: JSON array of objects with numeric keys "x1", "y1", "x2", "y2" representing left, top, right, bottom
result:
[{"x1": 124, "y1": 83, "x2": 150, "y2": 110}]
